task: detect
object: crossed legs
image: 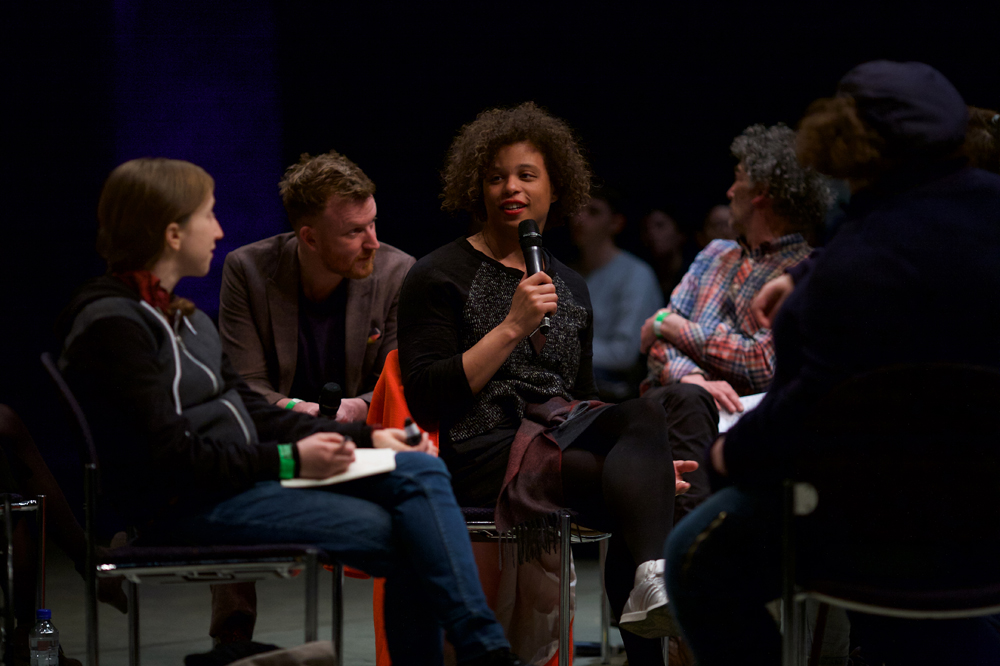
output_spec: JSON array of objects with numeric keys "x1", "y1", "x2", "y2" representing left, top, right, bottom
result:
[{"x1": 561, "y1": 399, "x2": 674, "y2": 666}]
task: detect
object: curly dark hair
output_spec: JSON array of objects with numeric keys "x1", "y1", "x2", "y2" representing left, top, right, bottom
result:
[
  {"x1": 441, "y1": 102, "x2": 592, "y2": 226},
  {"x1": 731, "y1": 124, "x2": 833, "y2": 232}
]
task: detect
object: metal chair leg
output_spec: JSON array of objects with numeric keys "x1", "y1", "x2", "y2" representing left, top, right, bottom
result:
[
  {"x1": 127, "y1": 580, "x2": 140, "y2": 666},
  {"x1": 305, "y1": 549, "x2": 319, "y2": 643},
  {"x1": 36, "y1": 495, "x2": 46, "y2": 611},
  {"x1": 3, "y1": 495, "x2": 13, "y2": 666},
  {"x1": 781, "y1": 479, "x2": 798, "y2": 666},
  {"x1": 331, "y1": 563, "x2": 344, "y2": 666},
  {"x1": 559, "y1": 510, "x2": 571, "y2": 666},
  {"x1": 84, "y1": 464, "x2": 99, "y2": 666},
  {"x1": 599, "y1": 539, "x2": 610, "y2": 664}
]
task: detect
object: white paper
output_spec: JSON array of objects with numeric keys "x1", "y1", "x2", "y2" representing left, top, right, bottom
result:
[
  {"x1": 717, "y1": 392, "x2": 766, "y2": 433},
  {"x1": 281, "y1": 448, "x2": 397, "y2": 488}
]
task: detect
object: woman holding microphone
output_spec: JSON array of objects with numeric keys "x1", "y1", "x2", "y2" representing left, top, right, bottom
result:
[{"x1": 398, "y1": 103, "x2": 694, "y2": 665}]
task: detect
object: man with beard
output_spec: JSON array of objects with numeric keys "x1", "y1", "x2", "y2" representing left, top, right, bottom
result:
[
  {"x1": 212, "y1": 150, "x2": 414, "y2": 645},
  {"x1": 638, "y1": 124, "x2": 830, "y2": 529},
  {"x1": 220, "y1": 150, "x2": 414, "y2": 425}
]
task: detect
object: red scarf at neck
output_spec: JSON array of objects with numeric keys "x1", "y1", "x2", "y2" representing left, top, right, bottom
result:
[{"x1": 115, "y1": 270, "x2": 173, "y2": 314}]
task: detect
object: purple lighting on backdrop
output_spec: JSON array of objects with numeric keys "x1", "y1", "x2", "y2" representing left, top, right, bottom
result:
[{"x1": 112, "y1": 0, "x2": 288, "y2": 317}]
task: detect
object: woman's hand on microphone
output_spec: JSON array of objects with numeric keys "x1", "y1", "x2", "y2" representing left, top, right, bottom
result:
[
  {"x1": 504, "y1": 271, "x2": 558, "y2": 338},
  {"x1": 297, "y1": 432, "x2": 355, "y2": 478},
  {"x1": 462, "y1": 271, "x2": 557, "y2": 395}
]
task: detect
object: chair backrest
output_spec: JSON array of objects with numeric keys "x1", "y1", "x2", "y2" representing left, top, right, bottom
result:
[
  {"x1": 366, "y1": 349, "x2": 440, "y2": 448},
  {"x1": 40, "y1": 352, "x2": 101, "y2": 473},
  {"x1": 795, "y1": 363, "x2": 1000, "y2": 589}
]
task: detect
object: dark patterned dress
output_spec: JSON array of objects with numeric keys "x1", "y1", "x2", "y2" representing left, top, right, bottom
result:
[{"x1": 398, "y1": 238, "x2": 600, "y2": 506}]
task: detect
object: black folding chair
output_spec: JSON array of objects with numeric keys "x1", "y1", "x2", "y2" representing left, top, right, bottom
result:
[
  {"x1": 41, "y1": 352, "x2": 345, "y2": 666},
  {"x1": 780, "y1": 364, "x2": 1000, "y2": 666}
]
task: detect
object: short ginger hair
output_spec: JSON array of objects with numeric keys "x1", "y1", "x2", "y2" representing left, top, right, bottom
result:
[
  {"x1": 278, "y1": 150, "x2": 376, "y2": 229},
  {"x1": 441, "y1": 102, "x2": 592, "y2": 225}
]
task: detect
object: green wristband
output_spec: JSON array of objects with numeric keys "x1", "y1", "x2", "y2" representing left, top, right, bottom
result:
[
  {"x1": 653, "y1": 310, "x2": 671, "y2": 338},
  {"x1": 284, "y1": 399, "x2": 303, "y2": 410},
  {"x1": 277, "y1": 443, "x2": 295, "y2": 479}
]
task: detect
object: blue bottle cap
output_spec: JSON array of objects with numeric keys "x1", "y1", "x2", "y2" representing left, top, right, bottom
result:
[{"x1": 37, "y1": 608, "x2": 51, "y2": 620}]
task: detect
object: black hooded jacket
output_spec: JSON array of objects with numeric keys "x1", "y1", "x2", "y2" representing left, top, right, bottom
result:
[{"x1": 56, "y1": 276, "x2": 371, "y2": 526}]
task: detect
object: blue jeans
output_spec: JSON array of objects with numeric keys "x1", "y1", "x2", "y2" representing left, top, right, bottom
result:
[
  {"x1": 155, "y1": 453, "x2": 508, "y2": 665},
  {"x1": 664, "y1": 485, "x2": 1000, "y2": 666}
]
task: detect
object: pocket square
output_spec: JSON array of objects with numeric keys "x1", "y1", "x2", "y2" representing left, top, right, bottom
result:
[{"x1": 367, "y1": 327, "x2": 382, "y2": 344}]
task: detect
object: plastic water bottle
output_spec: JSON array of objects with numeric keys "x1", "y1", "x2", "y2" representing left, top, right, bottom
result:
[{"x1": 29, "y1": 609, "x2": 59, "y2": 666}]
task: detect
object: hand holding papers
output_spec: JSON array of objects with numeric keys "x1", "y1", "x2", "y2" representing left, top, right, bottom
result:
[
  {"x1": 282, "y1": 448, "x2": 397, "y2": 488},
  {"x1": 718, "y1": 392, "x2": 766, "y2": 433}
]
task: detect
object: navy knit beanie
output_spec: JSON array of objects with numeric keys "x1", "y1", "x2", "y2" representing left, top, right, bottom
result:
[{"x1": 837, "y1": 60, "x2": 967, "y2": 158}]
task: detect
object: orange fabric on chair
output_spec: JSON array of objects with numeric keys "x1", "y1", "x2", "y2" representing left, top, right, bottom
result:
[
  {"x1": 367, "y1": 350, "x2": 571, "y2": 666},
  {"x1": 367, "y1": 350, "x2": 439, "y2": 666}
]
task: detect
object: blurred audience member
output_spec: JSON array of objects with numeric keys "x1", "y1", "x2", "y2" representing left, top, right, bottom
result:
[
  {"x1": 640, "y1": 208, "x2": 687, "y2": 298},
  {"x1": 666, "y1": 60, "x2": 1000, "y2": 666},
  {"x1": 752, "y1": 104, "x2": 999, "y2": 330},
  {"x1": 696, "y1": 204, "x2": 736, "y2": 248},
  {"x1": 571, "y1": 188, "x2": 662, "y2": 401}
]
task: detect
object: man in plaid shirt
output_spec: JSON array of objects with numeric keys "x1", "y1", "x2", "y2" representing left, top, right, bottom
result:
[{"x1": 639, "y1": 124, "x2": 831, "y2": 525}]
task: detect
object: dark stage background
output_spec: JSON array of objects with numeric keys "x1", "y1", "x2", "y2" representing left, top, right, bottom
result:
[{"x1": 4, "y1": 1, "x2": 998, "y2": 506}]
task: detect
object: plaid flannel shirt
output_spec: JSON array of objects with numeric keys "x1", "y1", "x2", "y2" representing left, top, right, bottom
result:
[{"x1": 644, "y1": 234, "x2": 811, "y2": 395}]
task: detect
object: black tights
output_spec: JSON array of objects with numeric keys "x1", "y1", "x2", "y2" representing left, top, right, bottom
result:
[{"x1": 560, "y1": 398, "x2": 674, "y2": 666}]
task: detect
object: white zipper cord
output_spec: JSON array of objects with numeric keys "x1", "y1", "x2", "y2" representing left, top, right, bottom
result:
[
  {"x1": 219, "y1": 399, "x2": 252, "y2": 445},
  {"x1": 177, "y1": 341, "x2": 220, "y2": 393},
  {"x1": 140, "y1": 302, "x2": 182, "y2": 415}
]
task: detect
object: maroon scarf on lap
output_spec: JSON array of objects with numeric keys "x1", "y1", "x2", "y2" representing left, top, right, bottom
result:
[{"x1": 495, "y1": 397, "x2": 608, "y2": 556}]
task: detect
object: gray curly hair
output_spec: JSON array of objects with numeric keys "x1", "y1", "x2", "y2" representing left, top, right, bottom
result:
[{"x1": 731, "y1": 124, "x2": 833, "y2": 231}]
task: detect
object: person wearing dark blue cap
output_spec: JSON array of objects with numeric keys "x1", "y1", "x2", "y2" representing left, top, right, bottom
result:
[{"x1": 664, "y1": 60, "x2": 1000, "y2": 666}]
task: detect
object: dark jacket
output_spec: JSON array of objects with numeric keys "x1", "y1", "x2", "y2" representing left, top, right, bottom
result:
[
  {"x1": 724, "y1": 162, "x2": 1000, "y2": 482},
  {"x1": 219, "y1": 234, "x2": 415, "y2": 404},
  {"x1": 56, "y1": 276, "x2": 371, "y2": 525}
]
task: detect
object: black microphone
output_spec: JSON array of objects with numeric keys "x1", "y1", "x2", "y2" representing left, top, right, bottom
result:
[
  {"x1": 403, "y1": 417, "x2": 422, "y2": 446},
  {"x1": 319, "y1": 382, "x2": 342, "y2": 418},
  {"x1": 517, "y1": 219, "x2": 551, "y2": 335}
]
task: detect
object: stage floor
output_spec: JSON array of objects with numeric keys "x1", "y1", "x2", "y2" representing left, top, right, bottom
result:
[{"x1": 43, "y1": 543, "x2": 627, "y2": 665}]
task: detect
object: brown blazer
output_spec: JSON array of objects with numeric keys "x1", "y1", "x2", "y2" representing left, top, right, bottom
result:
[{"x1": 219, "y1": 232, "x2": 415, "y2": 404}]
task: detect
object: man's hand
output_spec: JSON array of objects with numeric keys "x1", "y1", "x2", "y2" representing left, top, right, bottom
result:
[
  {"x1": 277, "y1": 398, "x2": 320, "y2": 417},
  {"x1": 641, "y1": 309, "x2": 689, "y2": 353},
  {"x1": 372, "y1": 428, "x2": 435, "y2": 454},
  {"x1": 750, "y1": 273, "x2": 794, "y2": 329},
  {"x1": 710, "y1": 436, "x2": 727, "y2": 476},
  {"x1": 297, "y1": 432, "x2": 355, "y2": 478},
  {"x1": 336, "y1": 397, "x2": 369, "y2": 423},
  {"x1": 681, "y1": 373, "x2": 743, "y2": 413},
  {"x1": 640, "y1": 311, "x2": 662, "y2": 354},
  {"x1": 674, "y1": 459, "x2": 699, "y2": 495}
]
